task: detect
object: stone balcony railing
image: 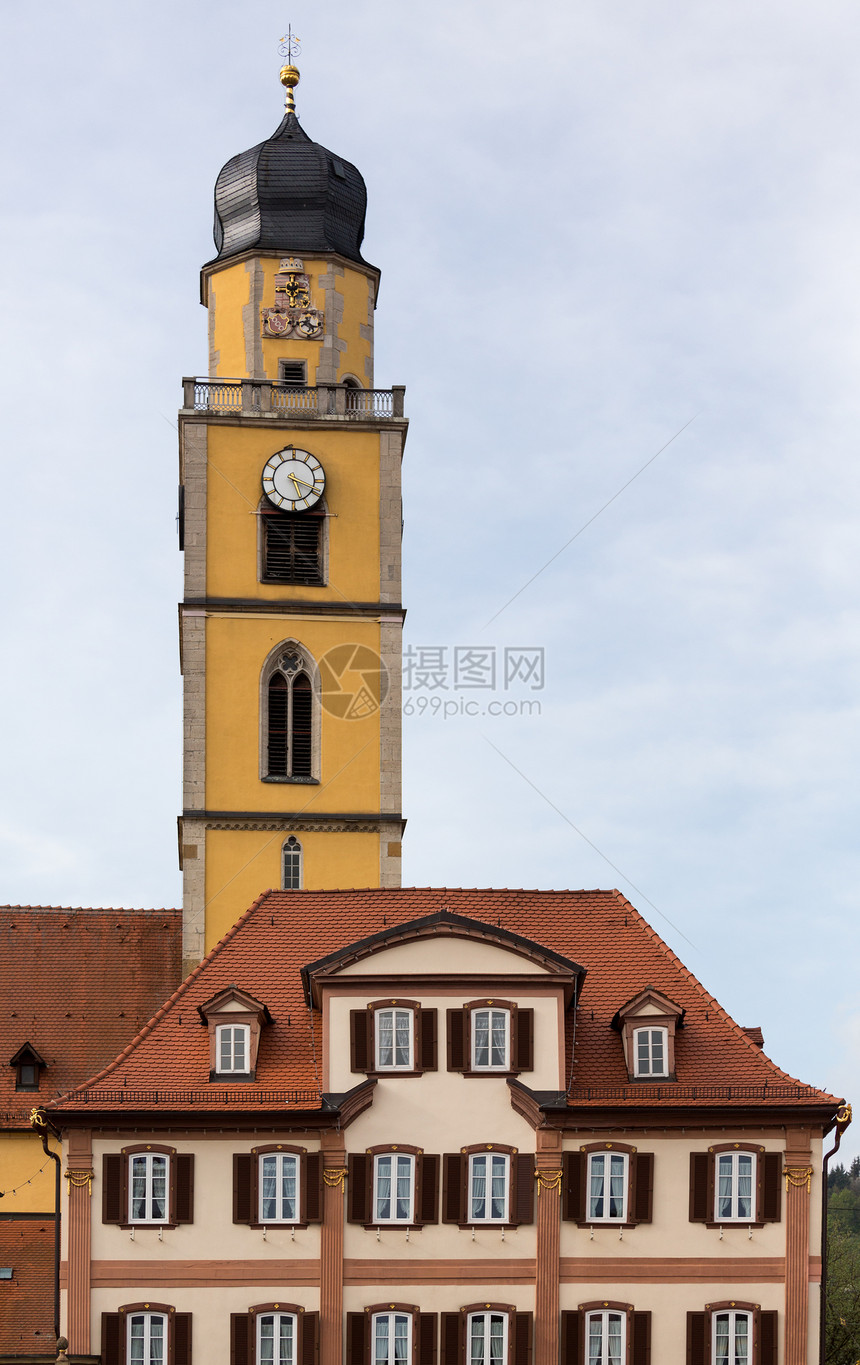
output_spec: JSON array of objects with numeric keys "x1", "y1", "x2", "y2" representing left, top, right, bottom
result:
[{"x1": 182, "y1": 377, "x2": 405, "y2": 420}]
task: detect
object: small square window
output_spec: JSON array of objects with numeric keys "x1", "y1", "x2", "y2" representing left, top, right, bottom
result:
[
  {"x1": 0, "y1": 1269, "x2": 12, "y2": 1281},
  {"x1": 279, "y1": 360, "x2": 307, "y2": 386}
]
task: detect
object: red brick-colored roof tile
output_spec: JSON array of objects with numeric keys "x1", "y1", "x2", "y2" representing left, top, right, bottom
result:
[
  {"x1": 47, "y1": 889, "x2": 840, "y2": 1114},
  {"x1": 0, "y1": 1219, "x2": 55, "y2": 1353},
  {"x1": 0, "y1": 907, "x2": 182, "y2": 1127}
]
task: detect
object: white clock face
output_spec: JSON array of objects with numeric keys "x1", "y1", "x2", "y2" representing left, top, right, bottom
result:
[{"x1": 261, "y1": 448, "x2": 326, "y2": 511}]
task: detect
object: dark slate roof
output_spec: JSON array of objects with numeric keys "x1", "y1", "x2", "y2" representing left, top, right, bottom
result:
[{"x1": 212, "y1": 111, "x2": 370, "y2": 267}]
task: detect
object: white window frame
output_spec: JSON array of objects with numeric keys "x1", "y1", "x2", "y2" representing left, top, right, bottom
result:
[
  {"x1": 585, "y1": 1309, "x2": 627, "y2": 1365},
  {"x1": 632, "y1": 1026, "x2": 668, "y2": 1078},
  {"x1": 468, "y1": 1152, "x2": 510, "y2": 1223},
  {"x1": 711, "y1": 1309, "x2": 751, "y2": 1365},
  {"x1": 257, "y1": 1310, "x2": 298, "y2": 1365},
  {"x1": 128, "y1": 1152, "x2": 169, "y2": 1224},
  {"x1": 373, "y1": 1152, "x2": 415, "y2": 1224},
  {"x1": 282, "y1": 836, "x2": 303, "y2": 890},
  {"x1": 258, "y1": 1151, "x2": 300, "y2": 1224},
  {"x1": 586, "y1": 1151, "x2": 629, "y2": 1222},
  {"x1": 372, "y1": 1311, "x2": 413, "y2": 1365},
  {"x1": 467, "y1": 1311, "x2": 508, "y2": 1365},
  {"x1": 375, "y1": 1007, "x2": 414, "y2": 1071},
  {"x1": 715, "y1": 1151, "x2": 756, "y2": 1222},
  {"x1": 471, "y1": 1008, "x2": 510, "y2": 1071},
  {"x1": 216, "y1": 1023, "x2": 251, "y2": 1074},
  {"x1": 127, "y1": 1311, "x2": 167, "y2": 1365}
]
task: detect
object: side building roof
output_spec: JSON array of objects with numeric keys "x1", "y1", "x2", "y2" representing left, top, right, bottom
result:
[
  {"x1": 0, "y1": 906, "x2": 182, "y2": 1128},
  {"x1": 44, "y1": 888, "x2": 840, "y2": 1121}
]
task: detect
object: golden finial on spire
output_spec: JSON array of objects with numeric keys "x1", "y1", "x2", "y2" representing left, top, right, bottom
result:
[{"x1": 278, "y1": 27, "x2": 301, "y2": 114}]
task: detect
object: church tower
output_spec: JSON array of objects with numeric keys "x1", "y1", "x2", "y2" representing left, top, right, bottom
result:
[{"x1": 177, "y1": 58, "x2": 405, "y2": 971}]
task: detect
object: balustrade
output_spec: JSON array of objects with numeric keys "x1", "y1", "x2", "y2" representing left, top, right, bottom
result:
[{"x1": 182, "y1": 377, "x2": 405, "y2": 420}]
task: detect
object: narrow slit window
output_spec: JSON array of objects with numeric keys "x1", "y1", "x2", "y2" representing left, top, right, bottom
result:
[
  {"x1": 266, "y1": 654, "x2": 315, "y2": 780},
  {"x1": 282, "y1": 836, "x2": 303, "y2": 889}
]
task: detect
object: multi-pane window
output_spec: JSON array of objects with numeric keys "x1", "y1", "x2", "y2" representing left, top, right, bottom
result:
[
  {"x1": 373, "y1": 1312, "x2": 411, "y2": 1365},
  {"x1": 129, "y1": 1153, "x2": 168, "y2": 1223},
  {"x1": 282, "y1": 836, "x2": 303, "y2": 889},
  {"x1": 258, "y1": 1312, "x2": 297, "y2": 1365},
  {"x1": 471, "y1": 1009, "x2": 509, "y2": 1070},
  {"x1": 267, "y1": 659, "x2": 313, "y2": 779},
  {"x1": 374, "y1": 1153, "x2": 415, "y2": 1223},
  {"x1": 716, "y1": 1152, "x2": 755, "y2": 1221},
  {"x1": 216, "y1": 1024, "x2": 250, "y2": 1074},
  {"x1": 468, "y1": 1312, "x2": 507, "y2": 1365},
  {"x1": 469, "y1": 1153, "x2": 509, "y2": 1222},
  {"x1": 587, "y1": 1152, "x2": 628, "y2": 1221},
  {"x1": 586, "y1": 1310, "x2": 625, "y2": 1365},
  {"x1": 128, "y1": 1312, "x2": 166, "y2": 1365},
  {"x1": 633, "y1": 1028, "x2": 667, "y2": 1077},
  {"x1": 375, "y1": 1008, "x2": 413, "y2": 1070},
  {"x1": 259, "y1": 1152, "x2": 299, "y2": 1223},
  {"x1": 712, "y1": 1310, "x2": 750, "y2": 1365}
]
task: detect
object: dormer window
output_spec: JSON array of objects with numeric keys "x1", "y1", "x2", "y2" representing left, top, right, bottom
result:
[
  {"x1": 350, "y1": 1000, "x2": 437, "y2": 1075},
  {"x1": 9, "y1": 1043, "x2": 46, "y2": 1092},
  {"x1": 471, "y1": 1008, "x2": 509, "y2": 1070},
  {"x1": 633, "y1": 1027, "x2": 668, "y2": 1078},
  {"x1": 217, "y1": 1024, "x2": 251, "y2": 1075},
  {"x1": 446, "y1": 1000, "x2": 534, "y2": 1076},
  {"x1": 611, "y1": 988, "x2": 684, "y2": 1083},
  {"x1": 198, "y1": 987, "x2": 271, "y2": 1083},
  {"x1": 375, "y1": 1008, "x2": 413, "y2": 1070}
]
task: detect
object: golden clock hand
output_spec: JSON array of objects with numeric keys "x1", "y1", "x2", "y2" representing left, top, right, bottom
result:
[
  {"x1": 292, "y1": 474, "x2": 314, "y2": 489},
  {"x1": 289, "y1": 474, "x2": 303, "y2": 497}
]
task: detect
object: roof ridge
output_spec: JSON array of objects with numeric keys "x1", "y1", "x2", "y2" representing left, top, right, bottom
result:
[
  {"x1": 44, "y1": 889, "x2": 274, "y2": 1105},
  {"x1": 0, "y1": 905, "x2": 181, "y2": 914}
]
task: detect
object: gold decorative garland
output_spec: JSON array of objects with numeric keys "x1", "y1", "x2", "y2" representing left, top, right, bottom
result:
[
  {"x1": 535, "y1": 1168, "x2": 563, "y2": 1196},
  {"x1": 64, "y1": 1169, "x2": 94, "y2": 1195},
  {"x1": 783, "y1": 1165, "x2": 813, "y2": 1192},
  {"x1": 323, "y1": 1167, "x2": 348, "y2": 1189}
]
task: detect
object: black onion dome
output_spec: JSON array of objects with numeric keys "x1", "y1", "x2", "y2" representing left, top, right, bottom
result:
[{"x1": 212, "y1": 111, "x2": 369, "y2": 265}]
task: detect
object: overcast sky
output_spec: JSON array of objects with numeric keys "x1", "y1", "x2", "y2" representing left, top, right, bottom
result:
[{"x1": 1, "y1": 1, "x2": 858, "y2": 1153}]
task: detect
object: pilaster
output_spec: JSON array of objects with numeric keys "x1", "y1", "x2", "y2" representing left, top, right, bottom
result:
[
  {"x1": 320, "y1": 1133, "x2": 347, "y2": 1365},
  {"x1": 784, "y1": 1127, "x2": 813, "y2": 1365},
  {"x1": 65, "y1": 1128, "x2": 93, "y2": 1353},
  {"x1": 534, "y1": 1129, "x2": 562, "y2": 1365}
]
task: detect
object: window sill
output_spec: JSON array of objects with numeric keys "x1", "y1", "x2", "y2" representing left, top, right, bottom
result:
[
  {"x1": 362, "y1": 1223, "x2": 424, "y2": 1232},
  {"x1": 261, "y1": 776, "x2": 320, "y2": 785},
  {"x1": 209, "y1": 1071, "x2": 255, "y2": 1083},
  {"x1": 120, "y1": 1222, "x2": 178, "y2": 1231},
  {"x1": 627, "y1": 1073, "x2": 676, "y2": 1083},
  {"x1": 455, "y1": 1222, "x2": 519, "y2": 1231},
  {"x1": 453, "y1": 1069, "x2": 523, "y2": 1079},
  {"x1": 704, "y1": 1220, "x2": 766, "y2": 1230},
  {"x1": 575, "y1": 1220, "x2": 638, "y2": 1230},
  {"x1": 354, "y1": 1069, "x2": 427, "y2": 1079},
  {"x1": 248, "y1": 1221, "x2": 310, "y2": 1230}
]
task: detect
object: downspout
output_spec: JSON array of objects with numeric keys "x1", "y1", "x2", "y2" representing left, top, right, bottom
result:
[
  {"x1": 30, "y1": 1108, "x2": 62, "y2": 1344},
  {"x1": 819, "y1": 1102, "x2": 852, "y2": 1365}
]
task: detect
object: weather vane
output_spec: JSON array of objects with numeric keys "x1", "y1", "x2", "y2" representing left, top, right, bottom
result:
[{"x1": 278, "y1": 26, "x2": 302, "y2": 113}]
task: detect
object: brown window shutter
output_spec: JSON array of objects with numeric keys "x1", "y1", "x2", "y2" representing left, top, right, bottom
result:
[
  {"x1": 233, "y1": 1153, "x2": 255, "y2": 1224},
  {"x1": 562, "y1": 1151, "x2": 585, "y2": 1222},
  {"x1": 101, "y1": 1313, "x2": 124, "y2": 1365},
  {"x1": 351, "y1": 1009, "x2": 372, "y2": 1072},
  {"x1": 513, "y1": 1154, "x2": 535, "y2": 1225},
  {"x1": 446, "y1": 1009, "x2": 466, "y2": 1071},
  {"x1": 440, "y1": 1313, "x2": 462, "y2": 1365},
  {"x1": 419, "y1": 1008, "x2": 438, "y2": 1071},
  {"x1": 686, "y1": 1312, "x2": 707, "y2": 1365},
  {"x1": 102, "y1": 1153, "x2": 124, "y2": 1224},
  {"x1": 348, "y1": 1153, "x2": 369, "y2": 1223},
  {"x1": 442, "y1": 1153, "x2": 464, "y2": 1223},
  {"x1": 513, "y1": 1313, "x2": 532, "y2": 1365},
  {"x1": 631, "y1": 1311, "x2": 651, "y2": 1365},
  {"x1": 417, "y1": 1313, "x2": 438, "y2": 1365},
  {"x1": 304, "y1": 1152, "x2": 323, "y2": 1223},
  {"x1": 757, "y1": 1310, "x2": 777, "y2": 1365},
  {"x1": 230, "y1": 1313, "x2": 253, "y2": 1365},
  {"x1": 513, "y1": 1009, "x2": 534, "y2": 1071},
  {"x1": 761, "y1": 1153, "x2": 782, "y2": 1222},
  {"x1": 301, "y1": 1311, "x2": 320, "y2": 1365},
  {"x1": 689, "y1": 1153, "x2": 710, "y2": 1223},
  {"x1": 559, "y1": 1310, "x2": 582, "y2": 1365},
  {"x1": 171, "y1": 1313, "x2": 192, "y2": 1365},
  {"x1": 419, "y1": 1153, "x2": 440, "y2": 1224},
  {"x1": 346, "y1": 1312, "x2": 368, "y2": 1365},
  {"x1": 632, "y1": 1153, "x2": 654, "y2": 1223},
  {"x1": 174, "y1": 1154, "x2": 194, "y2": 1224}
]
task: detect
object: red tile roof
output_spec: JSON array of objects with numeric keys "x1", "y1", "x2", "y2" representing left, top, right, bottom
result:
[
  {"x1": 47, "y1": 888, "x2": 840, "y2": 1115},
  {"x1": 0, "y1": 1219, "x2": 55, "y2": 1354},
  {"x1": 0, "y1": 907, "x2": 182, "y2": 1128}
]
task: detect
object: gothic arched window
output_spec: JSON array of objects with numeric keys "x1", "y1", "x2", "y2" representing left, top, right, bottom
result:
[
  {"x1": 282, "y1": 836, "x2": 303, "y2": 889},
  {"x1": 264, "y1": 647, "x2": 316, "y2": 780}
]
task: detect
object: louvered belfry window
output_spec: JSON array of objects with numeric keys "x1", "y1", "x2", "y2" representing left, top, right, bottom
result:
[
  {"x1": 263, "y1": 509, "x2": 324, "y2": 584},
  {"x1": 267, "y1": 652, "x2": 314, "y2": 779}
]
